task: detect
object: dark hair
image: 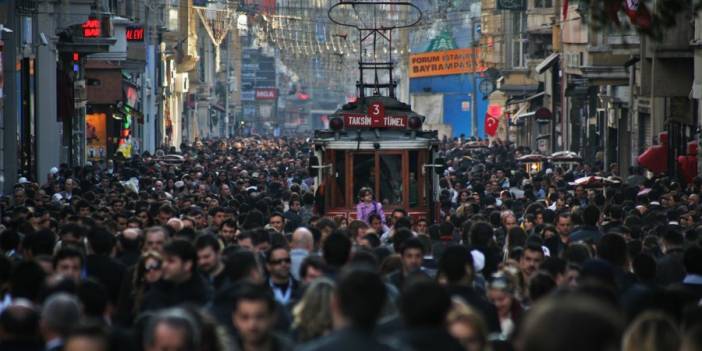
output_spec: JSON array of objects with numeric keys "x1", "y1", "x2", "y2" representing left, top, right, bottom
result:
[
  {"x1": 394, "y1": 217, "x2": 412, "y2": 230},
  {"x1": 323, "y1": 232, "x2": 351, "y2": 268},
  {"x1": 299, "y1": 255, "x2": 325, "y2": 280},
  {"x1": 194, "y1": 234, "x2": 222, "y2": 253},
  {"x1": 439, "y1": 222, "x2": 455, "y2": 238},
  {"x1": 163, "y1": 240, "x2": 197, "y2": 271},
  {"x1": 77, "y1": 279, "x2": 108, "y2": 318},
  {"x1": 86, "y1": 227, "x2": 115, "y2": 256},
  {"x1": 58, "y1": 223, "x2": 86, "y2": 240},
  {"x1": 367, "y1": 213, "x2": 383, "y2": 224},
  {"x1": 251, "y1": 229, "x2": 270, "y2": 246},
  {"x1": 393, "y1": 228, "x2": 415, "y2": 253},
  {"x1": 175, "y1": 227, "x2": 198, "y2": 242},
  {"x1": 399, "y1": 237, "x2": 425, "y2": 256},
  {"x1": 350, "y1": 249, "x2": 379, "y2": 269},
  {"x1": 265, "y1": 245, "x2": 289, "y2": 263},
  {"x1": 0, "y1": 229, "x2": 21, "y2": 252},
  {"x1": 362, "y1": 233, "x2": 381, "y2": 248},
  {"x1": 53, "y1": 246, "x2": 84, "y2": 268},
  {"x1": 564, "y1": 243, "x2": 592, "y2": 265},
  {"x1": 9, "y1": 261, "x2": 46, "y2": 301},
  {"x1": 316, "y1": 218, "x2": 337, "y2": 232},
  {"x1": 684, "y1": 245, "x2": 702, "y2": 275},
  {"x1": 438, "y1": 245, "x2": 473, "y2": 283},
  {"x1": 523, "y1": 238, "x2": 544, "y2": 257},
  {"x1": 400, "y1": 277, "x2": 451, "y2": 328},
  {"x1": 597, "y1": 233, "x2": 628, "y2": 267},
  {"x1": 224, "y1": 249, "x2": 260, "y2": 283},
  {"x1": 528, "y1": 272, "x2": 556, "y2": 302},
  {"x1": 232, "y1": 282, "x2": 276, "y2": 315},
  {"x1": 507, "y1": 227, "x2": 527, "y2": 249},
  {"x1": 0, "y1": 300, "x2": 40, "y2": 340},
  {"x1": 582, "y1": 205, "x2": 600, "y2": 226},
  {"x1": 470, "y1": 222, "x2": 494, "y2": 247},
  {"x1": 540, "y1": 257, "x2": 566, "y2": 278},
  {"x1": 517, "y1": 295, "x2": 623, "y2": 351},
  {"x1": 336, "y1": 267, "x2": 387, "y2": 330},
  {"x1": 65, "y1": 322, "x2": 109, "y2": 349},
  {"x1": 210, "y1": 207, "x2": 228, "y2": 216},
  {"x1": 632, "y1": 253, "x2": 657, "y2": 282},
  {"x1": 220, "y1": 218, "x2": 237, "y2": 230},
  {"x1": 661, "y1": 228, "x2": 684, "y2": 247},
  {"x1": 23, "y1": 229, "x2": 57, "y2": 257}
]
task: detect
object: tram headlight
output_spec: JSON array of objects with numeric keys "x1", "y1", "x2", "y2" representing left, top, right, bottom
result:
[
  {"x1": 330, "y1": 117, "x2": 344, "y2": 131},
  {"x1": 408, "y1": 116, "x2": 422, "y2": 130}
]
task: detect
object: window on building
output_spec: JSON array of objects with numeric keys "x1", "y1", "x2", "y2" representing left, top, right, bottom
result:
[
  {"x1": 168, "y1": 8, "x2": 179, "y2": 31},
  {"x1": 511, "y1": 12, "x2": 527, "y2": 68},
  {"x1": 534, "y1": 0, "x2": 553, "y2": 8}
]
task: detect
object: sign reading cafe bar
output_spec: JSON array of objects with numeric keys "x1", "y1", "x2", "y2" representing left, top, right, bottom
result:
[{"x1": 409, "y1": 48, "x2": 484, "y2": 78}]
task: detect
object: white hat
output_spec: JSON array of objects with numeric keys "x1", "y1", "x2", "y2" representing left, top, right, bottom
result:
[
  {"x1": 18, "y1": 177, "x2": 29, "y2": 184},
  {"x1": 174, "y1": 180, "x2": 185, "y2": 189},
  {"x1": 52, "y1": 193, "x2": 63, "y2": 202},
  {"x1": 50, "y1": 167, "x2": 59, "y2": 175},
  {"x1": 470, "y1": 249, "x2": 485, "y2": 273}
]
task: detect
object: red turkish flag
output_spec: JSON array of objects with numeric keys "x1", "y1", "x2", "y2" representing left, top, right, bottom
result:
[
  {"x1": 623, "y1": 0, "x2": 652, "y2": 30},
  {"x1": 485, "y1": 113, "x2": 499, "y2": 137}
]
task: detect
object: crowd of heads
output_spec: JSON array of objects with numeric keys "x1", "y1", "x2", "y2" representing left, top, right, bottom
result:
[{"x1": 0, "y1": 136, "x2": 701, "y2": 351}]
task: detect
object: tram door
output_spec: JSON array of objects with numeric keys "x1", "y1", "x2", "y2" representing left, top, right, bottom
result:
[{"x1": 323, "y1": 149, "x2": 428, "y2": 218}]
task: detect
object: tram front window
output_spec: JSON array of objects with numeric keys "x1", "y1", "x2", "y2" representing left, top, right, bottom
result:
[
  {"x1": 380, "y1": 154, "x2": 402, "y2": 205},
  {"x1": 353, "y1": 154, "x2": 375, "y2": 202}
]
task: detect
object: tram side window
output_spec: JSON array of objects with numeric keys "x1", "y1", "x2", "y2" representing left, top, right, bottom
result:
[
  {"x1": 379, "y1": 154, "x2": 402, "y2": 205},
  {"x1": 353, "y1": 154, "x2": 375, "y2": 204},
  {"x1": 333, "y1": 151, "x2": 346, "y2": 207},
  {"x1": 409, "y1": 151, "x2": 419, "y2": 208}
]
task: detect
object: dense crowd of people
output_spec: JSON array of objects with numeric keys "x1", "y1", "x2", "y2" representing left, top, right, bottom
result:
[{"x1": 0, "y1": 136, "x2": 701, "y2": 351}]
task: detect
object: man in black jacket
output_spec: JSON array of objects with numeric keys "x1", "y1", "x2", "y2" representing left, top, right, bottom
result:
[
  {"x1": 85, "y1": 227, "x2": 126, "y2": 305},
  {"x1": 141, "y1": 239, "x2": 212, "y2": 312},
  {"x1": 194, "y1": 234, "x2": 228, "y2": 290}
]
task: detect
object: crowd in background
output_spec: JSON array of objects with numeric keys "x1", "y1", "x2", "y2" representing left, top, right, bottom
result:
[{"x1": 0, "y1": 136, "x2": 701, "y2": 351}]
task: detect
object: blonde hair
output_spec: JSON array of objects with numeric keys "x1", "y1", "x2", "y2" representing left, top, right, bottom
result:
[
  {"x1": 292, "y1": 278, "x2": 335, "y2": 342},
  {"x1": 448, "y1": 298, "x2": 491, "y2": 351},
  {"x1": 622, "y1": 312, "x2": 680, "y2": 351}
]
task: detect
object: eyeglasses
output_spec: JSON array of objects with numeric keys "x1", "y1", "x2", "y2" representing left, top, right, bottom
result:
[
  {"x1": 269, "y1": 258, "x2": 291, "y2": 265},
  {"x1": 145, "y1": 262, "x2": 161, "y2": 271}
]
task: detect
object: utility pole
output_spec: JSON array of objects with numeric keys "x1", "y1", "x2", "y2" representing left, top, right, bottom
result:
[
  {"x1": 471, "y1": 16, "x2": 478, "y2": 138},
  {"x1": 225, "y1": 34, "x2": 230, "y2": 138}
]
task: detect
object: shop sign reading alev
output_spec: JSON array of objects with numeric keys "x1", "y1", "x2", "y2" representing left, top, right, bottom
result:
[
  {"x1": 341, "y1": 102, "x2": 407, "y2": 128},
  {"x1": 126, "y1": 26, "x2": 145, "y2": 41}
]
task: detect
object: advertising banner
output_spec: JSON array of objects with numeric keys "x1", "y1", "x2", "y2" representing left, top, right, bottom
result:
[{"x1": 409, "y1": 48, "x2": 484, "y2": 78}]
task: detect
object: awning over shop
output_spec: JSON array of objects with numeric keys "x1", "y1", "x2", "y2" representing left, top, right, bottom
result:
[
  {"x1": 211, "y1": 104, "x2": 226, "y2": 112},
  {"x1": 580, "y1": 66, "x2": 628, "y2": 84},
  {"x1": 565, "y1": 83, "x2": 591, "y2": 97},
  {"x1": 499, "y1": 84, "x2": 540, "y2": 96},
  {"x1": 507, "y1": 91, "x2": 545, "y2": 105},
  {"x1": 536, "y1": 53, "x2": 560, "y2": 74}
]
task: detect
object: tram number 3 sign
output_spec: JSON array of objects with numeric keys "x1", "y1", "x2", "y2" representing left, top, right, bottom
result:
[{"x1": 341, "y1": 102, "x2": 407, "y2": 128}]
